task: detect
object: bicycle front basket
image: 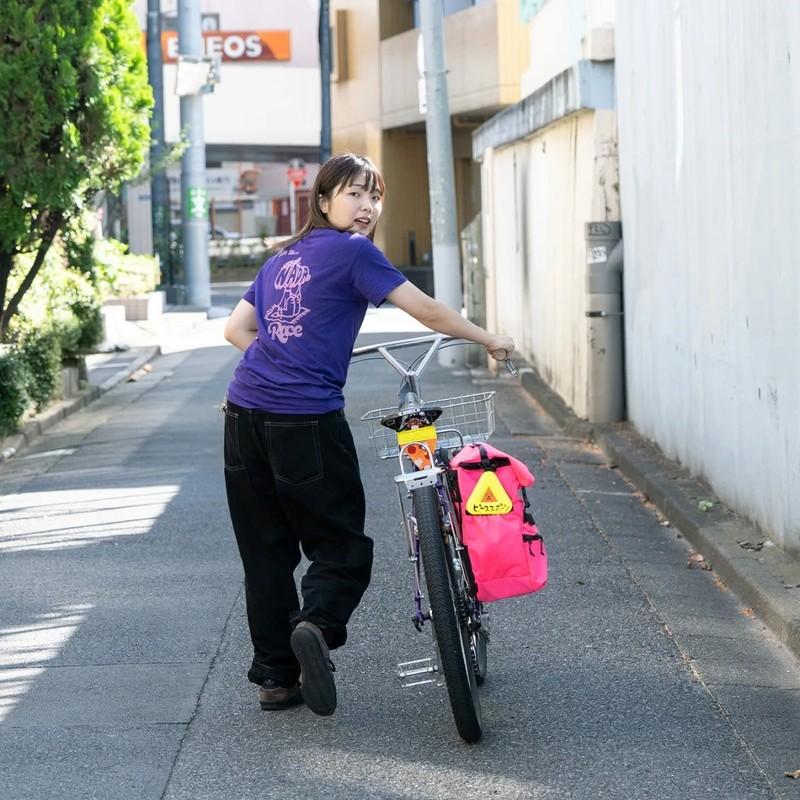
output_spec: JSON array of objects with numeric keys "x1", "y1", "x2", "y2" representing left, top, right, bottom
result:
[{"x1": 361, "y1": 391, "x2": 495, "y2": 460}]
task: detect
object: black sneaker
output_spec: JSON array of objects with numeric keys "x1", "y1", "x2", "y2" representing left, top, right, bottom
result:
[
  {"x1": 290, "y1": 621, "x2": 337, "y2": 716},
  {"x1": 257, "y1": 678, "x2": 303, "y2": 710}
]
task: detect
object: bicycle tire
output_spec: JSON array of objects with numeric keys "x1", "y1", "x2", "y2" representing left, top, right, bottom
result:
[{"x1": 413, "y1": 485, "x2": 483, "y2": 743}]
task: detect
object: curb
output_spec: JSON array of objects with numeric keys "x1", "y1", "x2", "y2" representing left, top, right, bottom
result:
[
  {"x1": 0, "y1": 345, "x2": 161, "y2": 463},
  {"x1": 520, "y1": 365, "x2": 800, "y2": 662}
]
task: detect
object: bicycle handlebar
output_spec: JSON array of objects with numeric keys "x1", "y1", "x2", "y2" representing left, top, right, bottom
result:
[
  {"x1": 351, "y1": 334, "x2": 518, "y2": 377},
  {"x1": 351, "y1": 333, "x2": 450, "y2": 357}
]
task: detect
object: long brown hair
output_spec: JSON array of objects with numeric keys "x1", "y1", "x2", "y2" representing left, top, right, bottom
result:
[{"x1": 279, "y1": 152, "x2": 385, "y2": 251}]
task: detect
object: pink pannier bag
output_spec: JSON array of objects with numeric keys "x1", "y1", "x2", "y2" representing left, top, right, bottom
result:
[{"x1": 450, "y1": 443, "x2": 547, "y2": 602}]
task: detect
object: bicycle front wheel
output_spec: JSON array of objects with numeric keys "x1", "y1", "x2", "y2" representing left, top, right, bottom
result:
[{"x1": 413, "y1": 485, "x2": 483, "y2": 743}]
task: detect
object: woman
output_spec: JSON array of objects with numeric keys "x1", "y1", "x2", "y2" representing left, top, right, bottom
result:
[{"x1": 223, "y1": 152, "x2": 514, "y2": 717}]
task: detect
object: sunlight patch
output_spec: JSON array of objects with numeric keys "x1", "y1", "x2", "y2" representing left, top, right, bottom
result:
[
  {"x1": 0, "y1": 485, "x2": 180, "y2": 553},
  {"x1": 0, "y1": 604, "x2": 91, "y2": 722},
  {"x1": 360, "y1": 306, "x2": 429, "y2": 334}
]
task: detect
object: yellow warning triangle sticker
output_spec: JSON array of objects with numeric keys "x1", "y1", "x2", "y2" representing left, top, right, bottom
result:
[{"x1": 466, "y1": 471, "x2": 513, "y2": 515}]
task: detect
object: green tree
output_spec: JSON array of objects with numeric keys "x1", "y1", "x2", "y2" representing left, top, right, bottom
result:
[{"x1": 0, "y1": 0, "x2": 152, "y2": 337}]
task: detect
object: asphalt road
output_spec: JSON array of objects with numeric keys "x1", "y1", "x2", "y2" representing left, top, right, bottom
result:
[{"x1": 2, "y1": 305, "x2": 800, "y2": 799}]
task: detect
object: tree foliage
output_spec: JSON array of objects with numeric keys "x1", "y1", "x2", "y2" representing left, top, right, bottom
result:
[{"x1": 0, "y1": 0, "x2": 152, "y2": 336}]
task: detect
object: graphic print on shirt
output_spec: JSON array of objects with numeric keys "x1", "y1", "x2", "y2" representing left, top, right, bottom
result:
[{"x1": 264, "y1": 257, "x2": 311, "y2": 343}]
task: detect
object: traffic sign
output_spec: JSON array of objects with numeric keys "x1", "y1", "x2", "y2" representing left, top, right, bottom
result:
[{"x1": 287, "y1": 158, "x2": 307, "y2": 188}]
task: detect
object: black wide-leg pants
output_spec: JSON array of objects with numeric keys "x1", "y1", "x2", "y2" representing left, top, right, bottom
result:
[{"x1": 223, "y1": 400, "x2": 373, "y2": 686}]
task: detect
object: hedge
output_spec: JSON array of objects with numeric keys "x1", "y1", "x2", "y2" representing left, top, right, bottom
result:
[
  {"x1": 0, "y1": 239, "x2": 106, "y2": 436},
  {"x1": 0, "y1": 230, "x2": 160, "y2": 437},
  {"x1": 0, "y1": 347, "x2": 28, "y2": 437}
]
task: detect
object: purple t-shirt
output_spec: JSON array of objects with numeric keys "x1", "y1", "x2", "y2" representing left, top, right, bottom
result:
[{"x1": 226, "y1": 228, "x2": 406, "y2": 413}]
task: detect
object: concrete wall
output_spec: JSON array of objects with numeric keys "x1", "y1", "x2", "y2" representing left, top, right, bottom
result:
[
  {"x1": 616, "y1": 1, "x2": 800, "y2": 551},
  {"x1": 475, "y1": 0, "x2": 619, "y2": 416},
  {"x1": 380, "y1": 0, "x2": 528, "y2": 130},
  {"x1": 481, "y1": 109, "x2": 618, "y2": 416},
  {"x1": 331, "y1": 0, "x2": 383, "y2": 156}
]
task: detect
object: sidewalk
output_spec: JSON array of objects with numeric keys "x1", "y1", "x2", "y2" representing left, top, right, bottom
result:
[
  {"x1": 0, "y1": 305, "x2": 226, "y2": 463},
  {"x1": 518, "y1": 365, "x2": 800, "y2": 667}
]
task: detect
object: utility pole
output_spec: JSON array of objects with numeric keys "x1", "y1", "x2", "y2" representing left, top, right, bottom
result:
[
  {"x1": 419, "y1": 0, "x2": 462, "y2": 367},
  {"x1": 146, "y1": 0, "x2": 172, "y2": 289},
  {"x1": 178, "y1": 0, "x2": 210, "y2": 308},
  {"x1": 319, "y1": 0, "x2": 332, "y2": 163}
]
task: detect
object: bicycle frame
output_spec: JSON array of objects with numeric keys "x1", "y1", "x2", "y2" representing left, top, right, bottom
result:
[{"x1": 354, "y1": 336, "x2": 488, "y2": 670}]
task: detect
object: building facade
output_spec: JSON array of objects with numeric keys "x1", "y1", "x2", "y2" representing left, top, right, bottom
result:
[
  {"x1": 127, "y1": 0, "x2": 322, "y2": 253},
  {"x1": 329, "y1": 0, "x2": 530, "y2": 275}
]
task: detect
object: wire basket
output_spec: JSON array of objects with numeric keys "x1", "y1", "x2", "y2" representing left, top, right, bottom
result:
[{"x1": 361, "y1": 391, "x2": 496, "y2": 460}]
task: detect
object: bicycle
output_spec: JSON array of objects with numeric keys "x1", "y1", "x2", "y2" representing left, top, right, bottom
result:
[{"x1": 351, "y1": 333, "x2": 517, "y2": 743}]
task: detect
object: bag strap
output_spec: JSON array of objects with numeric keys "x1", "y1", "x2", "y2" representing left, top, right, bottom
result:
[
  {"x1": 459, "y1": 444, "x2": 511, "y2": 472},
  {"x1": 522, "y1": 531, "x2": 544, "y2": 555}
]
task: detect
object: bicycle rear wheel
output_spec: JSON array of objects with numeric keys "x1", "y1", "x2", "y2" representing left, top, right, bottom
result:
[{"x1": 413, "y1": 485, "x2": 483, "y2": 743}]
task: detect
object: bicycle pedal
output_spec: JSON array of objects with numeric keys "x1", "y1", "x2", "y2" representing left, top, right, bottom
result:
[
  {"x1": 397, "y1": 657, "x2": 442, "y2": 688},
  {"x1": 412, "y1": 612, "x2": 431, "y2": 632}
]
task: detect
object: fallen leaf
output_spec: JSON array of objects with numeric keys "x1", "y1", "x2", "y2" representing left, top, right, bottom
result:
[
  {"x1": 784, "y1": 769, "x2": 800, "y2": 779},
  {"x1": 126, "y1": 364, "x2": 153, "y2": 382},
  {"x1": 738, "y1": 540, "x2": 764, "y2": 552},
  {"x1": 660, "y1": 520, "x2": 671, "y2": 527},
  {"x1": 697, "y1": 499, "x2": 715, "y2": 512},
  {"x1": 742, "y1": 608, "x2": 755, "y2": 618},
  {"x1": 701, "y1": 562, "x2": 713, "y2": 571}
]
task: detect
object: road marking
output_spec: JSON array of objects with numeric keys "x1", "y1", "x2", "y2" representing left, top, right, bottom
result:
[{"x1": 20, "y1": 449, "x2": 76, "y2": 460}]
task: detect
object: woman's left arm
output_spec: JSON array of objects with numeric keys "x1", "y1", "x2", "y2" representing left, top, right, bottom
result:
[
  {"x1": 224, "y1": 299, "x2": 259, "y2": 351},
  {"x1": 385, "y1": 281, "x2": 514, "y2": 357}
]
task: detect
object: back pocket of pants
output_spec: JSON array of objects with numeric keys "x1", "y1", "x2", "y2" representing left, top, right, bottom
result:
[
  {"x1": 224, "y1": 409, "x2": 246, "y2": 471},
  {"x1": 266, "y1": 421, "x2": 323, "y2": 485}
]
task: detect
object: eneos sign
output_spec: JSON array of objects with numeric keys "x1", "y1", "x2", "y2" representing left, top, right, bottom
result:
[{"x1": 161, "y1": 30, "x2": 291, "y2": 63}]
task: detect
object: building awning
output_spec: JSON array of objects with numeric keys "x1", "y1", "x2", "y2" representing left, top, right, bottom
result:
[{"x1": 472, "y1": 60, "x2": 615, "y2": 160}]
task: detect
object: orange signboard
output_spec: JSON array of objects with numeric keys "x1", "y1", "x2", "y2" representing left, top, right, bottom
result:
[{"x1": 160, "y1": 30, "x2": 291, "y2": 63}]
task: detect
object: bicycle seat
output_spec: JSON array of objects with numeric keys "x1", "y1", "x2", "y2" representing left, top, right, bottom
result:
[{"x1": 380, "y1": 405, "x2": 443, "y2": 431}]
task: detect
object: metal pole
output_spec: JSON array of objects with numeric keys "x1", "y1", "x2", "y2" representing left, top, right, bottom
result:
[
  {"x1": 419, "y1": 0, "x2": 462, "y2": 367},
  {"x1": 585, "y1": 222, "x2": 625, "y2": 422},
  {"x1": 289, "y1": 181, "x2": 297, "y2": 235},
  {"x1": 178, "y1": 0, "x2": 210, "y2": 309},
  {"x1": 146, "y1": 0, "x2": 172, "y2": 288},
  {"x1": 319, "y1": 0, "x2": 332, "y2": 162}
]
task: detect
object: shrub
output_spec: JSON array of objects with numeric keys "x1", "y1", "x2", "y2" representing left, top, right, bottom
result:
[
  {"x1": 19, "y1": 328, "x2": 62, "y2": 412},
  {"x1": 63, "y1": 211, "x2": 101, "y2": 283},
  {"x1": 95, "y1": 238, "x2": 159, "y2": 299},
  {"x1": 14, "y1": 243, "x2": 104, "y2": 358},
  {"x1": 0, "y1": 347, "x2": 28, "y2": 436},
  {"x1": 68, "y1": 300, "x2": 104, "y2": 355}
]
